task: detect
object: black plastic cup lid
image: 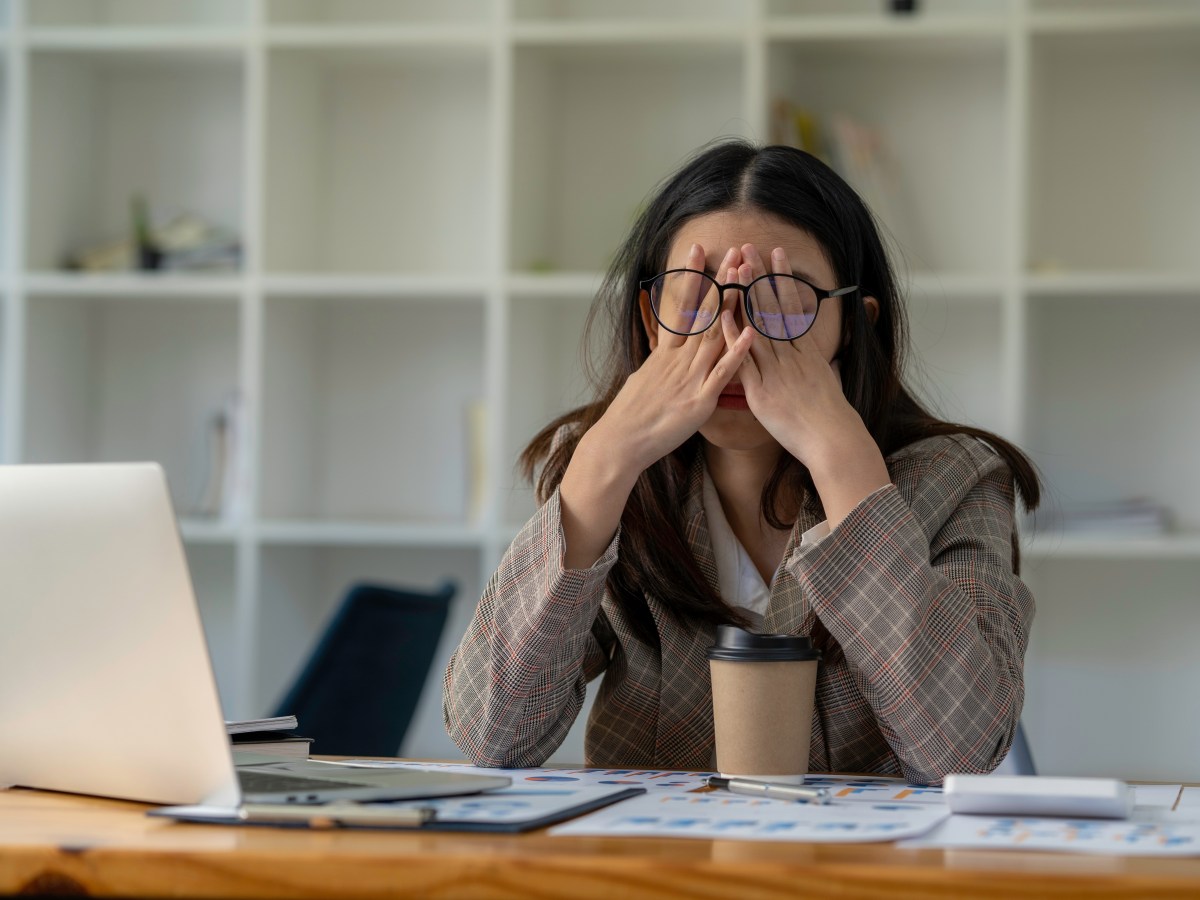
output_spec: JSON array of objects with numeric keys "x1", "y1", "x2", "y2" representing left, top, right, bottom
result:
[{"x1": 707, "y1": 625, "x2": 822, "y2": 662}]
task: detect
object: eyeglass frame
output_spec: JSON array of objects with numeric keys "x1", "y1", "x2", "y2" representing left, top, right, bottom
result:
[{"x1": 640, "y1": 268, "x2": 859, "y2": 341}]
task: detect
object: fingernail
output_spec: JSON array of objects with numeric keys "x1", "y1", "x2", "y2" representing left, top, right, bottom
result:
[
  {"x1": 690, "y1": 243, "x2": 701, "y2": 256},
  {"x1": 772, "y1": 248, "x2": 786, "y2": 261}
]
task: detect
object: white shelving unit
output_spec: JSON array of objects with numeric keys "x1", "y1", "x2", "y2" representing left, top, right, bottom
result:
[{"x1": 1, "y1": 0, "x2": 1197, "y2": 778}]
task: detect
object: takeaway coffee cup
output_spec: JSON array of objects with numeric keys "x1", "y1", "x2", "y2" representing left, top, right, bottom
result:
[{"x1": 707, "y1": 626, "x2": 821, "y2": 784}]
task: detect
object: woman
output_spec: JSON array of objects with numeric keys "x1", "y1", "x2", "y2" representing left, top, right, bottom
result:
[{"x1": 443, "y1": 140, "x2": 1039, "y2": 785}]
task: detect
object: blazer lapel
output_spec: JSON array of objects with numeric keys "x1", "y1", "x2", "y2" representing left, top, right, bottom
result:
[
  {"x1": 763, "y1": 499, "x2": 822, "y2": 636},
  {"x1": 648, "y1": 453, "x2": 718, "y2": 768}
]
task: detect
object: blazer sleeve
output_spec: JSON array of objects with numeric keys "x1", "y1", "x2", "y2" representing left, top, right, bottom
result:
[
  {"x1": 789, "y1": 437, "x2": 1034, "y2": 785},
  {"x1": 442, "y1": 485, "x2": 619, "y2": 767}
]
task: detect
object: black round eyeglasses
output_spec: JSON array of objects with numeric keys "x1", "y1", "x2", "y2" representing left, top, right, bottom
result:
[{"x1": 641, "y1": 269, "x2": 858, "y2": 341}]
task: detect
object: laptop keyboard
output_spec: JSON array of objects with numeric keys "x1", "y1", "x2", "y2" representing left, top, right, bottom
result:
[{"x1": 237, "y1": 769, "x2": 364, "y2": 794}]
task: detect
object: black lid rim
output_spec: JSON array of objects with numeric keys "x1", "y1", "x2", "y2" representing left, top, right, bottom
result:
[
  {"x1": 707, "y1": 647, "x2": 823, "y2": 662},
  {"x1": 708, "y1": 626, "x2": 822, "y2": 661}
]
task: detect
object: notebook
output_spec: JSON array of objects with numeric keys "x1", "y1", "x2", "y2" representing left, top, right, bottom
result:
[{"x1": 0, "y1": 463, "x2": 509, "y2": 807}]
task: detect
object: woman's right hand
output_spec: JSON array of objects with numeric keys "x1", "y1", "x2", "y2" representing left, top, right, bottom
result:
[
  {"x1": 591, "y1": 243, "x2": 755, "y2": 473},
  {"x1": 557, "y1": 244, "x2": 754, "y2": 569}
]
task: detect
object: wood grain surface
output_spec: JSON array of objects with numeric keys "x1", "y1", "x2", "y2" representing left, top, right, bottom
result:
[{"x1": 3, "y1": 786, "x2": 1200, "y2": 898}]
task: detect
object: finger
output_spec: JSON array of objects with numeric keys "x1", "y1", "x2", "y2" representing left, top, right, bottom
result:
[
  {"x1": 698, "y1": 248, "x2": 739, "y2": 344},
  {"x1": 771, "y1": 246, "x2": 818, "y2": 341},
  {"x1": 654, "y1": 243, "x2": 709, "y2": 348},
  {"x1": 704, "y1": 313, "x2": 755, "y2": 395},
  {"x1": 677, "y1": 246, "x2": 737, "y2": 351},
  {"x1": 768, "y1": 247, "x2": 806, "y2": 341},
  {"x1": 689, "y1": 260, "x2": 740, "y2": 375},
  {"x1": 742, "y1": 244, "x2": 780, "y2": 341},
  {"x1": 720, "y1": 308, "x2": 761, "y2": 390},
  {"x1": 741, "y1": 261, "x2": 783, "y2": 362},
  {"x1": 742, "y1": 252, "x2": 785, "y2": 344}
]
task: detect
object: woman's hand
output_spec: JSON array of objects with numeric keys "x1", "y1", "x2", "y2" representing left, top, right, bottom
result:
[
  {"x1": 558, "y1": 243, "x2": 754, "y2": 568},
  {"x1": 721, "y1": 244, "x2": 890, "y2": 528},
  {"x1": 592, "y1": 242, "x2": 755, "y2": 473}
]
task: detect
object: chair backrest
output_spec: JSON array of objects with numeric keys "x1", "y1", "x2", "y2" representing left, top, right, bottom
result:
[
  {"x1": 272, "y1": 581, "x2": 455, "y2": 757},
  {"x1": 993, "y1": 720, "x2": 1038, "y2": 776}
]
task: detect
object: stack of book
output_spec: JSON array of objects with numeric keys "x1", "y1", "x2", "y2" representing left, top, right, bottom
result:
[{"x1": 225, "y1": 715, "x2": 312, "y2": 760}]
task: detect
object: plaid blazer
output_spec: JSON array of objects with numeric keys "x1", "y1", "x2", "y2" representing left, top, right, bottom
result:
[{"x1": 443, "y1": 434, "x2": 1033, "y2": 785}]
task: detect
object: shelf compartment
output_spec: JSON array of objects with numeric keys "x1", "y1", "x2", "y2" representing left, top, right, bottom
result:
[
  {"x1": 263, "y1": 273, "x2": 487, "y2": 299},
  {"x1": 260, "y1": 294, "x2": 486, "y2": 524},
  {"x1": 766, "y1": 35, "x2": 1009, "y2": 278},
  {"x1": 0, "y1": 63, "x2": 8, "y2": 274},
  {"x1": 509, "y1": 41, "x2": 746, "y2": 274},
  {"x1": 179, "y1": 517, "x2": 242, "y2": 543},
  {"x1": 1025, "y1": 272, "x2": 1200, "y2": 299},
  {"x1": 264, "y1": 46, "x2": 491, "y2": 275},
  {"x1": 255, "y1": 543, "x2": 482, "y2": 756},
  {"x1": 266, "y1": 0, "x2": 492, "y2": 25},
  {"x1": 265, "y1": 24, "x2": 493, "y2": 49},
  {"x1": 27, "y1": 0, "x2": 248, "y2": 28},
  {"x1": 1025, "y1": 295, "x2": 1200, "y2": 533},
  {"x1": 1028, "y1": 28, "x2": 1200, "y2": 275},
  {"x1": 1022, "y1": 557, "x2": 1200, "y2": 782},
  {"x1": 1031, "y1": 0, "x2": 1200, "y2": 32},
  {"x1": 903, "y1": 287, "x2": 1007, "y2": 439},
  {"x1": 25, "y1": 30, "x2": 248, "y2": 51},
  {"x1": 188, "y1": 543, "x2": 240, "y2": 714},
  {"x1": 502, "y1": 291, "x2": 598, "y2": 527},
  {"x1": 257, "y1": 519, "x2": 485, "y2": 547},
  {"x1": 23, "y1": 294, "x2": 241, "y2": 518},
  {"x1": 24, "y1": 271, "x2": 244, "y2": 298},
  {"x1": 1023, "y1": 532, "x2": 1200, "y2": 560},
  {"x1": 26, "y1": 50, "x2": 245, "y2": 273}
]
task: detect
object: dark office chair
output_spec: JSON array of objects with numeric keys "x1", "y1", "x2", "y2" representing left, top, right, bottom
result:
[
  {"x1": 271, "y1": 581, "x2": 455, "y2": 757},
  {"x1": 1007, "y1": 720, "x2": 1038, "y2": 776}
]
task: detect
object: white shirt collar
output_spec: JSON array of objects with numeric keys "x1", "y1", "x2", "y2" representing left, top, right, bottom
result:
[
  {"x1": 701, "y1": 467, "x2": 772, "y2": 617},
  {"x1": 701, "y1": 465, "x2": 834, "y2": 620}
]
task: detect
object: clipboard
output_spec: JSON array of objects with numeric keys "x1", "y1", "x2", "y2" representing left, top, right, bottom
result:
[{"x1": 151, "y1": 785, "x2": 645, "y2": 833}]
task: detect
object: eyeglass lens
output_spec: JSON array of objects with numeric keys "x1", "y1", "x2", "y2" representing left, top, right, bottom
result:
[{"x1": 649, "y1": 271, "x2": 820, "y2": 340}]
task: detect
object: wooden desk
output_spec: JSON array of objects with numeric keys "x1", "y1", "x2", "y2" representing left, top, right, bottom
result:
[{"x1": 3, "y1": 785, "x2": 1200, "y2": 899}]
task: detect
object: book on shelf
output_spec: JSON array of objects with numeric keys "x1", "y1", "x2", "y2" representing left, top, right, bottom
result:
[
  {"x1": 193, "y1": 390, "x2": 246, "y2": 521},
  {"x1": 770, "y1": 98, "x2": 907, "y2": 237},
  {"x1": 465, "y1": 398, "x2": 488, "y2": 525}
]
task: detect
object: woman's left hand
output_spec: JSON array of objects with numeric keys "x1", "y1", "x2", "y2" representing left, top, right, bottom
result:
[{"x1": 720, "y1": 244, "x2": 892, "y2": 527}]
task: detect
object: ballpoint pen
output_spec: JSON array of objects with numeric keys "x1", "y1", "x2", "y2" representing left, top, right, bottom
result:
[
  {"x1": 707, "y1": 776, "x2": 831, "y2": 805},
  {"x1": 238, "y1": 802, "x2": 435, "y2": 828}
]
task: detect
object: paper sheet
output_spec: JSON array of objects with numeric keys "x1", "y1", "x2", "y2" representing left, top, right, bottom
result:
[
  {"x1": 337, "y1": 763, "x2": 1200, "y2": 853},
  {"x1": 898, "y1": 811, "x2": 1200, "y2": 856},
  {"x1": 1177, "y1": 786, "x2": 1200, "y2": 816},
  {"x1": 550, "y1": 790, "x2": 949, "y2": 842},
  {"x1": 897, "y1": 782, "x2": 1200, "y2": 854}
]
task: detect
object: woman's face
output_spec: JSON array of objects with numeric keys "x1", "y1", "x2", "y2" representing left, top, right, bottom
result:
[{"x1": 641, "y1": 209, "x2": 848, "y2": 454}]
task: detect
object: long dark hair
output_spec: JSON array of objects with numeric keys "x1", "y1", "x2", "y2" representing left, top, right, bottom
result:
[{"x1": 521, "y1": 140, "x2": 1040, "y2": 646}]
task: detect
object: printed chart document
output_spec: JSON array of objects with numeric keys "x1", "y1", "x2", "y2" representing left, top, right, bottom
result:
[
  {"x1": 549, "y1": 774, "x2": 950, "y2": 842},
  {"x1": 900, "y1": 783, "x2": 1200, "y2": 856}
]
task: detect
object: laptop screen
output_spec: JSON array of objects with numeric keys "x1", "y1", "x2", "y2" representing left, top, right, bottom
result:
[{"x1": 0, "y1": 463, "x2": 240, "y2": 806}]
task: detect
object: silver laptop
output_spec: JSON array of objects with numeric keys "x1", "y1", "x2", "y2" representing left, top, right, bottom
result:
[{"x1": 0, "y1": 463, "x2": 508, "y2": 807}]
